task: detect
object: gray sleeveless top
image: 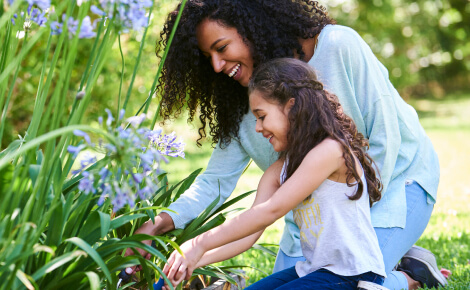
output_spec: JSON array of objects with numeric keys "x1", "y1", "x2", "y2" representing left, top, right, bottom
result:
[{"x1": 281, "y1": 162, "x2": 386, "y2": 278}]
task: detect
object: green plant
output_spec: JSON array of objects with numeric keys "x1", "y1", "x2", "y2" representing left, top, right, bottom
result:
[{"x1": 0, "y1": 1, "x2": 254, "y2": 289}]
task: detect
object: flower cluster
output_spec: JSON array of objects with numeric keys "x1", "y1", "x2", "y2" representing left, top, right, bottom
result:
[
  {"x1": 50, "y1": 15, "x2": 96, "y2": 39},
  {"x1": 91, "y1": 0, "x2": 153, "y2": 33},
  {"x1": 68, "y1": 109, "x2": 185, "y2": 211},
  {"x1": 10, "y1": 0, "x2": 51, "y2": 27},
  {"x1": 9, "y1": 0, "x2": 153, "y2": 38}
]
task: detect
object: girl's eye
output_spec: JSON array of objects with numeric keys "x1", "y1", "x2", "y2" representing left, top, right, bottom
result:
[
  {"x1": 216, "y1": 44, "x2": 227, "y2": 52},
  {"x1": 258, "y1": 116, "x2": 265, "y2": 121}
]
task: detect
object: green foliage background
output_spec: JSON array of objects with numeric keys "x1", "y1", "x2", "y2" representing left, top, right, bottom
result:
[{"x1": 2, "y1": 0, "x2": 469, "y2": 148}]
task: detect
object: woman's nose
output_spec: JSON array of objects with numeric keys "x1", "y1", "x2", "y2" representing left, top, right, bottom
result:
[{"x1": 211, "y1": 55, "x2": 225, "y2": 73}]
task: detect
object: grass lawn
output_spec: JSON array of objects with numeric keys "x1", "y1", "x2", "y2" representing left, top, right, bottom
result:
[{"x1": 161, "y1": 94, "x2": 470, "y2": 289}]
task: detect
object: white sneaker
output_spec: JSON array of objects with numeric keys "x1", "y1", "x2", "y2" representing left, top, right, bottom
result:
[{"x1": 357, "y1": 281, "x2": 389, "y2": 290}]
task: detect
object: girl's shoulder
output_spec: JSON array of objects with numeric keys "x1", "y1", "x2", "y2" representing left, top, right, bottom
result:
[
  {"x1": 305, "y1": 138, "x2": 343, "y2": 161},
  {"x1": 261, "y1": 159, "x2": 285, "y2": 187}
]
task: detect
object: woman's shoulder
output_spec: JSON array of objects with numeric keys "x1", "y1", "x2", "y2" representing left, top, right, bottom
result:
[
  {"x1": 320, "y1": 25, "x2": 362, "y2": 42},
  {"x1": 317, "y1": 25, "x2": 366, "y2": 53}
]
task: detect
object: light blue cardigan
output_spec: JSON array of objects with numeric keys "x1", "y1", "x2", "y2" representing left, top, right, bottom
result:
[{"x1": 164, "y1": 25, "x2": 440, "y2": 257}]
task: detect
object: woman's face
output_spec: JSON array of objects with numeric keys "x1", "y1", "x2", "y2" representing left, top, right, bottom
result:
[
  {"x1": 196, "y1": 18, "x2": 254, "y2": 87},
  {"x1": 250, "y1": 90, "x2": 293, "y2": 152}
]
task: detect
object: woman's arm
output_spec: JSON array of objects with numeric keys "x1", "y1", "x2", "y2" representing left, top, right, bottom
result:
[{"x1": 164, "y1": 139, "x2": 344, "y2": 285}]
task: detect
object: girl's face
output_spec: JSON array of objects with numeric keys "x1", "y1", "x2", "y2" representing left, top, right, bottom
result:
[
  {"x1": 250, "y1": 90, "x2": 294, "y2": 152},
  {"x1": 196, "y1": 18, "x2": 254, "y2": 87}
]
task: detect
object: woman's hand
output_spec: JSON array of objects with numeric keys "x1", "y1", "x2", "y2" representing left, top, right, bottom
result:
[
  {"x1": 162, "y1": 238, "x2": 205, "y2": 287},
  {"x1": 124, "y1": 213, "x2": 175, "y2": 275}
]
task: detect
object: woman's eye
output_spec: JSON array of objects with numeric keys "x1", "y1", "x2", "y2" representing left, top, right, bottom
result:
[
  {"x1": 216, "y1": 44, "x2": 227, "y2": 52},
  {"x1": 258, "y1": 116, "x2": 265, "y2": 121}
]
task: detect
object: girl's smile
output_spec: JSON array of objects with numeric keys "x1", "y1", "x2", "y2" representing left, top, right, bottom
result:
[{"x1": 196, "y1": 19, "x2": 254, "y2": 87}]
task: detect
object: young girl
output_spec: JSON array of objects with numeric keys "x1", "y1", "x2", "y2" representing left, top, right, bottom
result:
[{"x1": 162, "y1": 58, "x2": 387, "y2": 289}]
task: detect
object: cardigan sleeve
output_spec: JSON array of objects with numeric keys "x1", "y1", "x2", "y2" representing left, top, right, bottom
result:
[{"x1": 163, "y1": 137, "x2": 251, "y2": 229}]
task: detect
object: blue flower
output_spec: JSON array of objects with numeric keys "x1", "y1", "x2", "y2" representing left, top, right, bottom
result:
[
  {"x1": 91, "y1": 5, "x2": 106, "y2": 16},
  {"x1": 119, "y1": 109, "x2": 126, "y2": 121},
  {"x1": 51, "y1": 15, "x2": 96, "y2": 39},
  {"x1": 80, "y1": 153, "x2": 97, "y2": 170},
  {"x1": 126, "y1": 113, "x2": 146, "y2": 128},
  {"x1": 99, "y1": 167, "x2": 110, "y2": 181},
  {"x1": 29, "y1": 8, "x2": 47, "y2": 26},
  {"x1": 50, "y1": 21, "x2": 62, "y2": 35},
  {"x1": 67, "y1": 144, "x2": 86, "y2": 158},
  {"x1": 105, "y1": 108, "x2": 115, "y2": 126},
  {"x1": 77, "y1": 16, "x2": 96, "y2": 39},
  {"x1": 92, "y1": 0, "x2": 152, "y2": 33},
  {"x1": 27, "y1": 0, "x2": 51, "y2": 10},
  {"x1": 73, "y1": 129, "x2": 92, "y2": 145},
  {"x1": 137, "y1": 186, "x2": 152, "y2": 200},
  {"x1": 98, "y1": 184, "x2": 112, "y2": 206},
  {"x1": 78, "y1": 171, "x2": 96, "y2": 195}
]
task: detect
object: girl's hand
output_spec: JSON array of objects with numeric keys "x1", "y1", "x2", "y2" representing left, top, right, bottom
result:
[{"x1": 163, "y1": 238, "x2": 205, "y2": 285}]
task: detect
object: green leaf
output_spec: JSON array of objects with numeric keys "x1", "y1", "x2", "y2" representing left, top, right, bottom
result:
[
  {"x1": 251, "y1": 243, "x2": 278, "y2": 257},
  {"x1": 78, "y1": 211, "x2": 103, "y2": 245},
  {"x1": 66, "y1": 237, "x2": 113, "y2": 284},
  {"x1": 28, "y1": 164, "x2": 41, "y2": 187},
  {"x1": 84, "y1": 271, "x2": 101, "y2": 290},
  {"x1": 45, "y1": 201, "x2": 64, "y2": 246},
  {"x1": 173, "y1": 168, "x2": 202, "y2": 200},
  {"x1": 0, "y1": 163, "x2": 13, "y2": 193},
  {"x1": 31, "y1": 250, "x2": 87, "y2": 280},
  {"x1": 110, "y1": 213, "x2": 147, "y2": 230},
  {"x1": 15, "y1": 269, "x2": 36, "y2": 290},
  {"x1": 0, "y1": 139, "x2": 22, "y2": 159},
  {"x1": 177, "y1": 195, "x2": 220, "y2": 242},
  {"x1": 208, "y1": 190, "x2": 255, "y2": 219},
  {"x1": 181, "y1": 213, "x2": 226, "y2": 242},
  {"x1": 98, "y1": 211, "x2": 111, "y2": 239}
]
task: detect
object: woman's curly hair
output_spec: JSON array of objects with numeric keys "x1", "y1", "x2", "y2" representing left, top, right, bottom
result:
[
  {"x1": 156, "y1": 0, "x2": 335, "y2": 147},
  {"x1": 248, "y1": 58, "x2": 382, "y2": 206}
]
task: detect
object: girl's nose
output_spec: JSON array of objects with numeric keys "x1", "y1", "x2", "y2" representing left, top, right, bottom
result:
[
  {"x1": 211, "y1": 55, "x2": 225, "y2": 73},
  {"x1": 255, "y1": 120, "x2": 262, "y2": 133}
]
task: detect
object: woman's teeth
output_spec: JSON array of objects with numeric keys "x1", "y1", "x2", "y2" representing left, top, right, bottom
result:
[{"x1": 228, "y1": 64, "x2": 240, "y2": 77}]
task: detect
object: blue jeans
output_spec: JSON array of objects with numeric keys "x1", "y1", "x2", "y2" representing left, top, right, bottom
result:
[
  {"x1": 246, "y1": 267, "x2": 384, "y2": 290},
  {"x1": 273, "y1": 181, "x2": 434, "y2": 290}
]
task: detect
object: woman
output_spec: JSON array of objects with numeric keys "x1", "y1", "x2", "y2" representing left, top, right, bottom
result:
[
  {"x1": 162, "y1": 58, "x2": 387, "y2": 289},
  {"x1": 127, "y1": 1, "x2": 445, "y2": 289}
]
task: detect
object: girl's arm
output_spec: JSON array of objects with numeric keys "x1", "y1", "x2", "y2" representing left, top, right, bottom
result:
[
  {"x1": 164, "y1": 139, "x2": 343, "y2": 285},
  {"x1": 162, "y1": 159, "x2": 283, "y2": 285},
  {"x1": 194, "y1": 160, "x2": 285, "y2": 268}
]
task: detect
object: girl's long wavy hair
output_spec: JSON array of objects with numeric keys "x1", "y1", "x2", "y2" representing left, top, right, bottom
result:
[
  {"x1": 157, "y1": 0, "x2": 335, "y2": 147},
  {"x1": 248, "y1": 58, "x2": 382, "y2": 205}
]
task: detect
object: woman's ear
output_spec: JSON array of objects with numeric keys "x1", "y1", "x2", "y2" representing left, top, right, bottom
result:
[{"x1": 284, "y1": 98, "x2": 295, "y2": 113}]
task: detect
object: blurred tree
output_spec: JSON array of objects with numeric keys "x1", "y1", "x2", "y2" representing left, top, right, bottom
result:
[
  {"x1": 2, "y1": 0, "x2": 469, "y2": 147},
  {"x1": 325, "y1": 0, "x2": 470, "y2": 98}
]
